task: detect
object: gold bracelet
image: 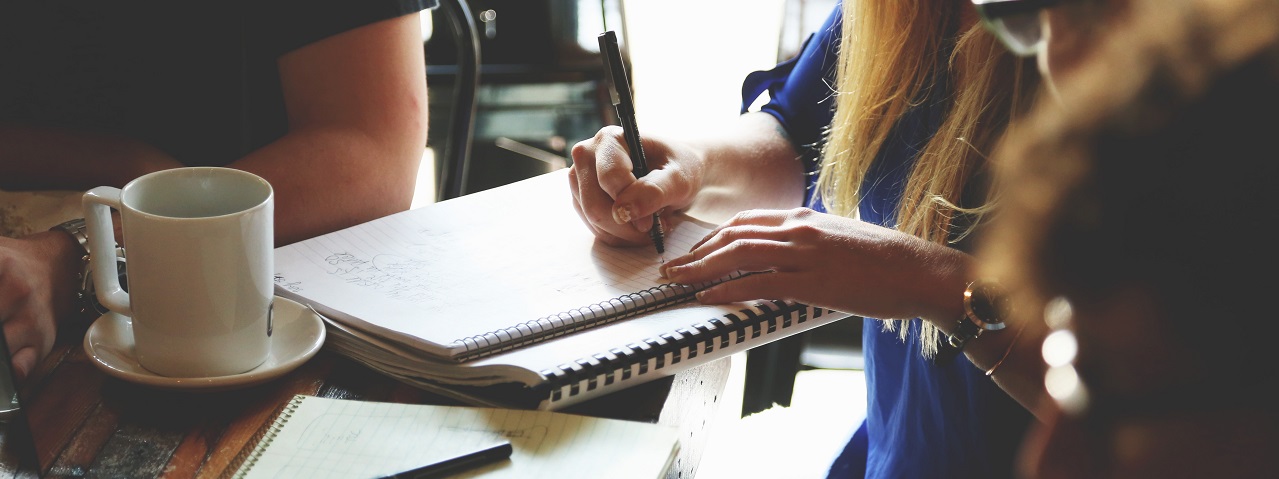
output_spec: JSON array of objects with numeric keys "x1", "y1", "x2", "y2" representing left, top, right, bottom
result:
[{"x1": 985, "y1": 322, "x2": 1025, "y2": 377}]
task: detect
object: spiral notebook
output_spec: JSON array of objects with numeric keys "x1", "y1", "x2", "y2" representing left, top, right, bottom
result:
[
  {"x1": 273, "y1": 170, "x2": 849, "y2": 409},
  {"x1": 227, "y1": 394, "x2": 679, "y2": 479}
]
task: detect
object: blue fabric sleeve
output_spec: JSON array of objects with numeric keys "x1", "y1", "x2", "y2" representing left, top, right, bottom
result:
[{"x1": 739, "y1": 3, "x2": 842, "y2": 207}]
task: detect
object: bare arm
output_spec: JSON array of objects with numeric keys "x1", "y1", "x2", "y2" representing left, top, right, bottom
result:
[
  {"x1": 233, "y1": 12, "x2": 428, "y2": 245},
  {"x1": 678, "y1": 112, "x2": 808, "y2": 223},
  {"x1": 1, "y1": 12, "x2": 428, "y2": 246},
  {"x1": 0, "y1": 126, "x2": 181, "y2": 191},
  {"x1": 662, "y1": 209, "x2": 1050, "y2": 418},
  {"x1": 0, "y1": 11, "x2": 429, "y2": 380}
]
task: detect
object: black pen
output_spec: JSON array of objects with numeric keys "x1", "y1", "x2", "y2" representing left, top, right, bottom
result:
[
  {"x1": 598, "y1": 30, "x2": 665, "y2": 254},
  {"x1": 376, "y1": 440, "x2": 512, "y2": 479}
]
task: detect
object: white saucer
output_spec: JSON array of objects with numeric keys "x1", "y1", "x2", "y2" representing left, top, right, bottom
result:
[{"x1": 83, "y1": 296, "x2": 326, "y2": 392}]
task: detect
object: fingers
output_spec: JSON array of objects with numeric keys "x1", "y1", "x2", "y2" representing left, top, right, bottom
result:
[
  {"x1": 611, "y1": 167, "x2": 672, "y2": 221},
  {"x1": 662, "y1": 222, "x2": 798, "y2": 284},
  {"x1": 694, "y1": 271, "x2": 798, "y2": 305},
  {"x1": 571, "y1": 132, "x2": 636, "y2": 243},
  {"x1": 591, "y1": 126, "x2": 639, "y2": 199},
  {"x1": 0, "y1": 237, "x2": 68, "y2": 383},
  {"x1": 663, "y1": 237, "x2": 789, "y2": 284},
  {"x1": 2, "y1": 307, "x2": 52, "y2": 384},
  {"x1": 569, "y1": 181, "x2": 645, "y2": 248},
  {"x1": 660, "y1": 208, "x2": 822, "y2": 286},
  {"x1": 687, "y1": 209, "x2": 791, "y2": 250},
  {"x1": 665, "y1": 209, "x2": 796, "y2": 268},
  {"x1": 9, "y1": 347, "x2": 36, "y2": 382},
  {"x1": 569, "y1": 127, "x2": 674, "y2": 246}
]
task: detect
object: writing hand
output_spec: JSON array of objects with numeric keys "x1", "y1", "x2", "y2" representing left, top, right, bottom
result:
[
  {"x1": 569, "y1": 126, "x2": 701, "y2": 247},
  {"x1": 0, "y1": 232, "x2": 80, "y2": 381}
]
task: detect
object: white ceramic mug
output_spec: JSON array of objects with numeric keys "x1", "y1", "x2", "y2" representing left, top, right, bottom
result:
[{"x1": 83, "y1": 167, "x2": 274, "y2": 378}]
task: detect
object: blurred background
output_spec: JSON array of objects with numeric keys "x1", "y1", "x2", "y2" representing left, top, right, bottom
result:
[{"x1": 413, "y1": 0, "x2": 837, "y2": 205}]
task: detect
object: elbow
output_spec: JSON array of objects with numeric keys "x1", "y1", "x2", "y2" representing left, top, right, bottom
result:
[{"x1": 374, "y1": 100, "x2": 430, "y2": 211}]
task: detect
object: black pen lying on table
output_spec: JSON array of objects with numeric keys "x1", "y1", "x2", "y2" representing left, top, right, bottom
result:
[
  {"x1": 375, "y1": 440, "x2": 513, "y2": 479},
  {"x1": 598, "y1": 30, "x2": 665, "y2": 255}
]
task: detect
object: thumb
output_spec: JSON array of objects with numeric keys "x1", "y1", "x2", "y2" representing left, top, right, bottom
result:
[
  {"x1": 10, "y1": 347, "x2": 37, "y2": 383},
  {"x1": 613, "y1": 167, "x2": 683, "y2": 223}
]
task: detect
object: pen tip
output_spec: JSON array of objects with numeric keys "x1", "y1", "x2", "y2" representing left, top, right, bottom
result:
[{"x1": 650, "y1": 215, "x2": 665, "y2": 254}]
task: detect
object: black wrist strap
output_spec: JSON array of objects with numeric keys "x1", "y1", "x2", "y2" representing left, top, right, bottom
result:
[
  {"x1": 935, "y1": 317, "x2": 983, "y2": 366},
  {"x1": 948, "y1": 317, "x2": 984, "y2": 349}
]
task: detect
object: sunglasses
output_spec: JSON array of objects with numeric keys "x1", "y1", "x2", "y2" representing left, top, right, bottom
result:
[{"x1": 972, "y1": 0, "x2": 1063, "y2": 57}]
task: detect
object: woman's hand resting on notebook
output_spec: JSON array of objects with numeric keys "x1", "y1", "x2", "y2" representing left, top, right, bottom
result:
[{"x1": 658, "y1": 207, "x2": 971, "y2": 325}]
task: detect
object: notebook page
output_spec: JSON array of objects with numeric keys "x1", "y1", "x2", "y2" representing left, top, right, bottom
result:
[
  {"x1": 234, "y1": 395, "x2": 679, "y2": 479},
  {"x1": 274, "y1": 171, "x2": 715, "y2": 358}
]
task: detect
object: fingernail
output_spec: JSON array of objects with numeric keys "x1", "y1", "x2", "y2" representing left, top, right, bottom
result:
[
  {"x1": 663, "y1": 265, "x2": 682, "y2": 281},
  {"x1": 613, "y1": 205, "x2": 633, "y2": 224}
]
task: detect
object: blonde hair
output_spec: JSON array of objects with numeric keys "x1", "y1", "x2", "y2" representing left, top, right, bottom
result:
[{"x1": 817, "y1": 0, "x2": 1037, "y2": 356}]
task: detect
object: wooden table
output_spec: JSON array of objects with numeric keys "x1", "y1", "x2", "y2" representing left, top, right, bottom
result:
[{"x1": 0, "y1": 321, "x2": 731, "y2": 479}]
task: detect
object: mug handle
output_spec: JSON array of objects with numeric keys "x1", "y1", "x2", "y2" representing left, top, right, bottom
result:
[{"x1": 83, "y1": 187, "x2": 131, "y2": 316}]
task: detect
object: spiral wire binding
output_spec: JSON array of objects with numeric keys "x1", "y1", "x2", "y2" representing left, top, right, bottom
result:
[
  {"x1": 223, "y1": 395, "x2": 305, "y2": 479},
  {"x1": 453, "y1": 272, "x2": 748, "y2": 361},
  {"x1": 536, "y1": 300, "x2": 827, "y2": 403}
]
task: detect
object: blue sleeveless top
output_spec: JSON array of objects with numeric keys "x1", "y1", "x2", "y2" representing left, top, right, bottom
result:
[{"x1": 741, "y1": 4, "x2": 1031, "y2": 478}]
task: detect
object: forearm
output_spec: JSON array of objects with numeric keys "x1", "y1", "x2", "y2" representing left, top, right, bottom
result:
[
  {"x1": 680, "y1": 113, "x2": 807, "y2": 222},
  {"x1": 250, "y1": 11, "x2": 426, "y2": 246},
  {"x1": 230, "y1": 126, "x2": 421, "y2": 246},
  {"x1": 0, "y1": 124, "x2": 180, "y2": 190},
  {"x1": 973, "y1": 316, "x2": 1051, "y2": 419},
  {"x1": 910, "y1": 250, "x2": 1050, "y2": 418}
]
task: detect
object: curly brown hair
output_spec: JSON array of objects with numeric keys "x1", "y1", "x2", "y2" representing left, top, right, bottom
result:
[{"x1": 984, "y1": 0, "x2": 1279, "y2": 394}]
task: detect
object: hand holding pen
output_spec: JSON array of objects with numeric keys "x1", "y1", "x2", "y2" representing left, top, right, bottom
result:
[{"x1": 598, "y1": 30, "x2": 665, "y2": 255}]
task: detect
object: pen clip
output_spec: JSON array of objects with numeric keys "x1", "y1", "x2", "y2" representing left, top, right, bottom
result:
[{"x1": 598, "y1": 31, "x2": 624, "y2": 107}]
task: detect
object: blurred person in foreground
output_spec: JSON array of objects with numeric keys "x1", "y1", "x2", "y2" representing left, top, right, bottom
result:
[{"x1": 981, "y1": 0, "x2": 1279, "y2": 477}]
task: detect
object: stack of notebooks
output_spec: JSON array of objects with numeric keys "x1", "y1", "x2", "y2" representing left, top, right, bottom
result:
[{"x1": 273, "y1": 170, "x2": 849, "y2": 410}]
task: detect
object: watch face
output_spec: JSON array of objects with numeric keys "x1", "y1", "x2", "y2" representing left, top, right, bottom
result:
[{"x1": 967, "y1": 281, "x2": 1011, "y2": 330}]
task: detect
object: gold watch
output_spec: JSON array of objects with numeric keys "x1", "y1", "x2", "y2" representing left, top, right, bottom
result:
[{"x1": 946, "y1": 279, "x2": 1011, "y2": 351}]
